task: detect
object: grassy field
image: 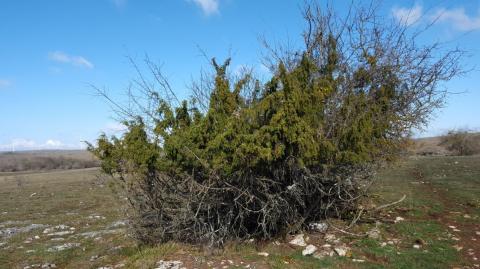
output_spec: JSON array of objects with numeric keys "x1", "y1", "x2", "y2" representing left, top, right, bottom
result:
[{"x1": 0, "y1": 155, "x2": 479, "y2": 268}]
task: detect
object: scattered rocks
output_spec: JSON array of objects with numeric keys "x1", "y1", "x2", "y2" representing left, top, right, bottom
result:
[
  {"x1": 42, "y1": 225, "x2": 71, "y2": 234},
  {"x1": 257, "y1": 252, "x2": 269, "y2": 257},
  {"x1": 78, "y1": 229, "x2": 123, "y2": 238},
  {"x1": 155, "y1": 260, "x2": 185, "y2": 269},
  {"x1": 289, "y1": 234, "x2": 307, "y2": 247},
  {"x1": 308, "y1": 222, "x2": 328, "y2": 233},
  {"x1": 302, "y1": 244, "x2": 317, "y2": 256},
  {"x1": 0, "y1": 224, "x2": 47, "y2": 239},
  {"x1": 47, "y1": 243, "x2": 80, "y2": 252}
]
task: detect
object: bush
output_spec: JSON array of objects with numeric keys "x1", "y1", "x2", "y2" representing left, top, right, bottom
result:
[
  {"x1": 88, "y1": 1, "x2": 463, "y2": 246},
  {"x1": 440, "y1": 130, "x2": 480, "y2": 156}
]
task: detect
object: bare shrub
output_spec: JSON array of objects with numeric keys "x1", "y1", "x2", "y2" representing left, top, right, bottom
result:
[
  {"x1": 89, "y1": 1, "x2": 464, "y2": 246},
  {"x1": 440, "y1": 129, "x2": 480, "y2": 156}
]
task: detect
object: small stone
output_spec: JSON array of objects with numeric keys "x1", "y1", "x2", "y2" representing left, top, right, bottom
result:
[
  {"x1": 41, "y1": 264, "x2": 57, "y2": 269},
  {"x1": 289, "y1": 234, "x2": 307, "y2": 247},
  {"x1": 155, "y1": 260, "x2": 184, "y2": 269},
  {"x1": 47, "y1": 243, "x2": 80, "y2": 252},
  {"x1": 453, "y1": 245, "x2": 463, "y2": 251},
  {"x1": 413, "y1": 244, "x2": 421, "y2": 249},
  {"x1": 334, "y1": 246, "x2": 349, "y2": 257},
  {"x1": 313, "y1": 250, "x2": 335, "y2": 259},
  {"x1": 367, "y1": 228, "x2": 381, "y2": 239},
  {"x1": 380, "y1": 242, "x2": 387, "y2": 247},
  {"x1": 464, "y1": 214, "x2": 471, "y2": 219},
  {"x1": 308, "y1": 222, "x2": 328, "y2": 233},
  {"x1": 394, "y1": 216, "x2": 405, "y2": 223},
  {"x1": 476, "y1": 231, "x2": 480, "y2": 236},
  {"x1": 448, "y1": 225, "x2": 457, "y2": 229},
  {"x1": 324, "y1": 234, "x2": 336, "y2": 242},
  {"x1": 352, "y1": 259, "x2": 365, "y2": 263},
  {"x1": 302, "y1": 244, "x2": 318, "y2": 256},
  {"x1": 90, "y1": 255, "x2": 100, "y2": 261},
  {"x1": 257, "y1": 252, "x2": 269, "y2": 257}
]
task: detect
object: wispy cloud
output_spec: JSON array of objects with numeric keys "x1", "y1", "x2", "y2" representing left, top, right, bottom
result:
[
  {"x1": 110, "y1": 0, "x2": 127, "y2": 9},
  {"x1": 103, "y1": 122, "x2": 127, "y2": 135},
  {"x1": 0, "y1": 138, "x2": 81, "y2": 151},
  {"x1": 48, "y1": 51, "x2": 94, "y2": 69},
  {"x1": 0, "y1": 79, "x2": 12, "y2": 89},
  {"x1": 431, "y1": 8, "x2": 480, "y2": 31},
  {"x1": 191, "y1": 0, "x2": 219, "y2": 16},
  {"x1": 392, "y1": 4, "x2": 423, "y2": 26}
]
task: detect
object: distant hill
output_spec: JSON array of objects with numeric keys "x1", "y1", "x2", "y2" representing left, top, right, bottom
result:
[
  {"x1": 412, "y1": 132, "x2": 480, "y2": 156},
  {"x1": 0, "y1": 150, "x2": 99, "y2": 173}
]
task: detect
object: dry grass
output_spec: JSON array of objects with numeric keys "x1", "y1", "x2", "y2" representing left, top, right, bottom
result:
[{"x1": 0, "y1": 150, "x2": 98, "y2": 172}]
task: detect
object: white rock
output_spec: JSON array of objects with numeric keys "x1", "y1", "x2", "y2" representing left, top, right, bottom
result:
[
  {"x1": 394, "y1": 216, "x2": 405, "y2": 223},
  {"x1": 309, "y1": 222, "x2": 328, "y2": 233},
  {"x1": 41, "y1": 263, "x2": 57, "y2": 268},
  {"x1": 155, "y1": 260, "x2": 184, "y2": 269},
  {"x1": 47, "y1": 243, "x2": 80, "y2": 252},
  {"x1": 334, "y1": 246, "x2": 349, "y2": 257},
  {"x1": 476, "y1": 231, "x2": 480, "y2": 236},
  {"x1": 324, "y1": 234, "x2": 336, "y2": 242},
  {"x1": 257, "y1": 252, "x2": 269, "y2": 257},
  {"x1": 313, "y1": 250, "x2": 335, "y2": 259},
  {"x1": 413, "y1": 244, "x2": 421, "y2": 249},
  {"x1": 47, "y1": 231, "x2": 73, "y2": 236},
  {"x1": 302, "y1": 244, "x2": 318, "y2": 256},
  {"x1": 352, "y1": 259, "x2": 365, "y2": 263},
  {"x1": 289, "y1": 234, "x2": 307, "y2": 247}
]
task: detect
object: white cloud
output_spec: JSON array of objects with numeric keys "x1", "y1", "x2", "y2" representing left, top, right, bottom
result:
[
  {"x1": 191, "y1": 0, "x2": 219, "y2": 16},
  {"x1": 0, "y1": 138, "x2": 80, "y2": 151},
  {"x1": 0, "y1": 79, "x2": 11, "y2": 89},
  {"x1": 110, "y1": 0, "x2": 127, "y2": 9},
  {"x1": 392, "y1": 4, "x2": 423, "y2": 26},
  {"x1": 44, "y1": 139, "x2": 63, "y2": 147},
  {"x1": 48, "y1": 51, "x2": 94, "y2": 69},
  {"x1": 104, "y1": 122, "x2": 127, "y2": 134},
  {"x1": 431, "y1": 8, "x2": 480, "y2": 31}
]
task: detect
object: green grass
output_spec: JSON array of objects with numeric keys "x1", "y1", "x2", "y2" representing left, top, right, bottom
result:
[{"x1": 1, "y1": 155, "x2": 479, "y2": 268}]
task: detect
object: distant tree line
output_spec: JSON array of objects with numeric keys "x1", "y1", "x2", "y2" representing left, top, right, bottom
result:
[{"x1": 0, "y1": 153, "x2": 99, "y2": 172}]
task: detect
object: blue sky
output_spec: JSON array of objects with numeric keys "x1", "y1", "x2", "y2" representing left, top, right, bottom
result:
[{"x1": 1, "y1": 0, "x2": 479, "y2": 151}]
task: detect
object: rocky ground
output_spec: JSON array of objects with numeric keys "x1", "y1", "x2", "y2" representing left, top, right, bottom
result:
[{"x1": 1, "y1": 155, "x2": 479, "y2": 268}]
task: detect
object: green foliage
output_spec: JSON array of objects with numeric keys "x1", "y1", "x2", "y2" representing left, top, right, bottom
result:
[{"x1": 88, "y1": 38, "x2": 412, "y2": 244}]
